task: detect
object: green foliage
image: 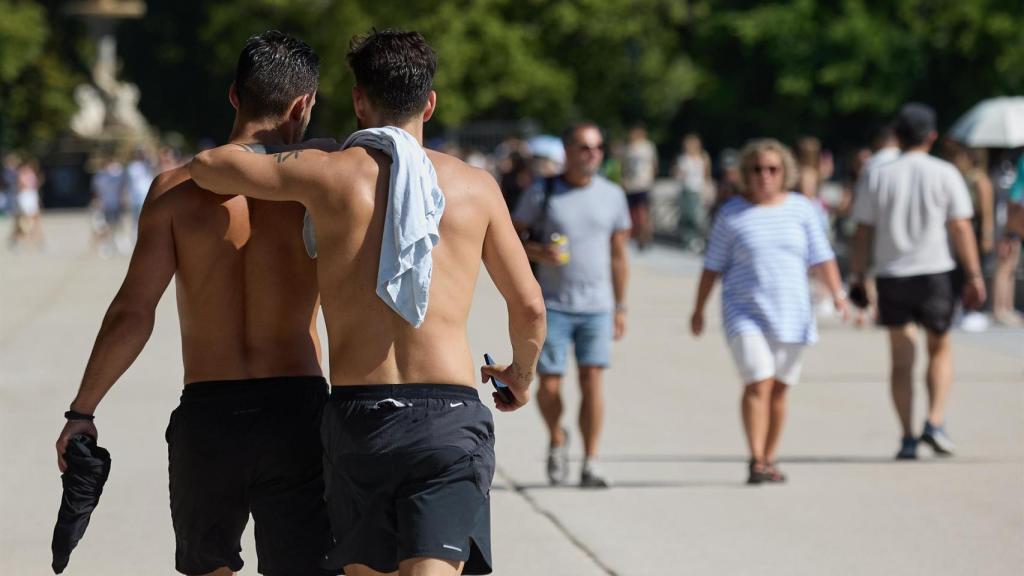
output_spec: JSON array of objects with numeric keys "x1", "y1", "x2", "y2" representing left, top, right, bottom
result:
[
  {"x1": 0, "y1": 0, "x2": 79, "y2": 153},
  {"x1": 5, "y1": 0, "x2": 1023, "y2": 152}
]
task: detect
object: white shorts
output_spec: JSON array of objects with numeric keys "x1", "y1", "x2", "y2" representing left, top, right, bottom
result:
[{"x1": 727, "y1": 333, "x2": 805, "y2": 386}]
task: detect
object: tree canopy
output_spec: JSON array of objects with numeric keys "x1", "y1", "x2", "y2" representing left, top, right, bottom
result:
[{"x1": 2, "y1": 0, "x2": 1022, "y2": 154}]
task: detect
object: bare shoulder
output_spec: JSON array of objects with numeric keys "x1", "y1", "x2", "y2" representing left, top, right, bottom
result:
[
  {"x1": 425, "y1": 149, "x2": 500, "y2": 198},
  {"x1": 146, "y1": 166, "x2": 201, "y2": 210}
]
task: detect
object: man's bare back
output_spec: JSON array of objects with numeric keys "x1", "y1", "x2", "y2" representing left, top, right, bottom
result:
[
  {"x1": 193, "y1": 143, "x2": 542, "y2": 390},
  {"x1": 308, "y1": 148, "x2": 502, "y2": 386},
  {"x1": 142, "y1": 166, "x2": 321, "y2": 383}
]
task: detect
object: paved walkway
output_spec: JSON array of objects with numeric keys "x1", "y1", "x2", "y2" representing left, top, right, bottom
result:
[{"x1": 2, "y1": 213, "x2": 1022, "y2": 575}]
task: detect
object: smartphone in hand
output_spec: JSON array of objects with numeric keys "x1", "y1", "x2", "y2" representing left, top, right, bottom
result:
[{"x1": 484, "y1": 354, "x2": 515, "y2": 404}]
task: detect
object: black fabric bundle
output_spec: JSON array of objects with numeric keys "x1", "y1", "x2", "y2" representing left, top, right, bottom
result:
[{"x1": 51, "y1": 434, "x2": 112, "y2": 574}]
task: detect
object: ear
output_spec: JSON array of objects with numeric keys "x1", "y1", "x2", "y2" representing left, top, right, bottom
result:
[
  {"x1": 286, "y1": 93, "x2": 310, "y2": 122},
  {"x1": 421, "y1": 90, "x2": 437, "y2": 123},
  {"x1": 228, "y1": 82, "x2": 239, "y2": 111},
  {"x1": 352, "y1": 86, "x2": 367, "y2": 123}
]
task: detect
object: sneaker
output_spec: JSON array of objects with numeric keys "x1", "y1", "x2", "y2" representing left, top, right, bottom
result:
[
  {"x1": 580, "y1": 462, "x2": 610, "y2": 489},
  {"x1": 896, "y1": 436, "x2": 918, "y2": 460},
  {"x1": 546, "y1": 428, "x2": 570, "y2": 485},
  {"x1": 920, "y1": 422, "x2": 956, "y2": 456},
  {"x1": 747, "y1": 459, "x2": 772, "y2": 484}
]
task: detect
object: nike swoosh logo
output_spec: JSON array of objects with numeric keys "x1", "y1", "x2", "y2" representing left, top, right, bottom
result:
[{"x1": 449, "y1": 402, "x2": 464, "y2": 408}]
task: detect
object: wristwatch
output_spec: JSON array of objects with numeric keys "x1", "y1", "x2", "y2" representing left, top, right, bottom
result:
[{"x1": 615, "y1": 303, "x2": 627, "y2": 313}]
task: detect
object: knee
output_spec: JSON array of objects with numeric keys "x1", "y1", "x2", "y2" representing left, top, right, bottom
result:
[
  {"x1": 744, "y1": 380, "x2": 772, "y2": 401},
  {"x1": 538, "y1": 377, "x2": 562, "y2": 396},
  {"x1": 771, "y1": 382, "x2": 789, "y2": 399}
]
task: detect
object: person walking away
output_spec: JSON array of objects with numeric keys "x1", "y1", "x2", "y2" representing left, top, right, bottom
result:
[
  {"x1": 690, "y1": 138, "x2": 846, "y2": 484},
  {"x1": 673, "y1": 133, "x2": 712, "y2": 251},
  {"x1": 514, "y1": 121, "x2": 632, "y2": 488},
  {"x1": 90, "y1": 158, "x2": 125, "y2": 257},
  {"x1": 621, "y1": 125, "x2": 657, "y2": 249},
  {"x1": 191, "y1": 29, "x2": 547, "y2": 576},
  {"x1": 991, "y1": 151, "x2": 1022, "y2": 326},
  {"x1": 9, "y1": 160, "x2": 45, "y2": 250},
  {"x1": 56, "y1": 30, "x2": 333, "y2": 575},
  {"x1": 849, "y1": 103, "x2": 986, "y2": 460},
  {"x1": 947, "y1": 143, "x2": 995, "y2": 331},
  {"x1": 124, "y1": 148, "x2": 155, "y2": 245}
]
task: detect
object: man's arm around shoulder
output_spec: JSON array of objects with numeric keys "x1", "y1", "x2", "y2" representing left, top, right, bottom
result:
[
  {"x1": 479, "y1": 172, "x2": 546, "y2": 412},
  {"x1": 55, "y1": 177, "x2": 177, "y2": 471},
  {"x1": 190, "y1": 141, "x2": 340, "y2": 204}
]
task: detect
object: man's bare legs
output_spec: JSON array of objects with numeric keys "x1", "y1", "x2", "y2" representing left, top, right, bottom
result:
[
  {"x1": 578, "y1": 366, "x2": 605, "y2": 459},
  {"x1": 888, "y1": 324, "x2": 917, "y2": 438},
  {"x1": 345, "y1": 557, "x2": 464, "y2": 576},
  {"x1": 924, "y1": 330, "x2": 953, "y2": 426},
  {"x1": 200, "y1": 568, "x2": 235, "y2": 576},
  {"x1": 537, "y1": 374, "x2": 566, "y2": 446},
  {"x1": 764, "y1": 380, "x2": 789, "y2": 464}
]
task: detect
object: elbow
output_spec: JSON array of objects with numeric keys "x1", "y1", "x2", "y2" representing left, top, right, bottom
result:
[
  {"x1": 105, "y1": 300, "x2": 156, "y2": 334},
  {"x1": 517, "y1": 292, "x2": 547, "y2": 327}
]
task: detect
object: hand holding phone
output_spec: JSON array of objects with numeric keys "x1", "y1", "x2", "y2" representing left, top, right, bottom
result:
[{"x1": 483, "y1": 354, "x2": 516, "y2": 405}]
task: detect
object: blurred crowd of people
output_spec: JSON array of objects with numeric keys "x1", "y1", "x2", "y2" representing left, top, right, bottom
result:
[
  {"x1": 3, "y1": 145, "x2": 184, "y2": 256},
  {"x1": 468, "y1": 123, "x2": 1023, "y2": 328}
]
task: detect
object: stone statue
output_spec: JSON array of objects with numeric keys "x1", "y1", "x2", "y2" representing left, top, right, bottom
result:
[{"x1": 70, "y1": 85, "x2": 106, "y2": 138}]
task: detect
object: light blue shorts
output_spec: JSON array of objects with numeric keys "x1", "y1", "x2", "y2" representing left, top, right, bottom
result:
[{"x1": 537, "y1": 309, "x2": 613, "y2": 375}]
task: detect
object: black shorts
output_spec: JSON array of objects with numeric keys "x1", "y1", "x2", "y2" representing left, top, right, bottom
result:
[
  {"x1": 876, "y1": 271, "x2": 956, "y2": 334},
  {"x1": 321, "y1": 384, "x2": 496, "y2": 575},
  {"x1": 166, "y1": 377, "x2": 333, "y2": 576},
  {"x1": 626, "y1": 190, "x2": 650, "y2": 209}
]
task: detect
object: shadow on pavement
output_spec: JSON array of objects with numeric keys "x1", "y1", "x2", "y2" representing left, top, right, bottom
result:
[
  {"x1": 595, "y1": 454, "x2": 1003, "y2": 465},
  {"x1": 499, "y1": 480, "x2": 748, "y2": 491}
]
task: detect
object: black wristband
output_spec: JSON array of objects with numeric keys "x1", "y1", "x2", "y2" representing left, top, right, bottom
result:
[{"x1": 64, "y1": 410, "x2": 95, "y2": 421}]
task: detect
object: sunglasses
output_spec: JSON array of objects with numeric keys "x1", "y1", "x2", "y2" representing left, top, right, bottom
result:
[{"x1": 750, "y1": 164, "x2": 781, "y2": 175}]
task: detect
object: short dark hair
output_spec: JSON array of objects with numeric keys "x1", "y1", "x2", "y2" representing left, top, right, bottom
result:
[
  {"x1": 234, "y1": 30, "x2": 319, "y2": 119},
  {"x1": 561, "y1": 121, "x2": 602, "y2": 146},
  {"x1": 894, "y1": 103, "x2": 936, "y2": 148},
  {"x1": 347, "y1": 29, "x2": 437, "y2": 123}
]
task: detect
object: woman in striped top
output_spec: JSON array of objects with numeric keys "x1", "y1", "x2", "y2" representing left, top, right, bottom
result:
[{"x1": 690, "y1": 139, "x2": 847, "y2": 485}]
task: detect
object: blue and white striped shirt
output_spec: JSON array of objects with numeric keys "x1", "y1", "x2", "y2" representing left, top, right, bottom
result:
[{"x1": 704, "y1": 194, "x2": 835, "y2": 344}]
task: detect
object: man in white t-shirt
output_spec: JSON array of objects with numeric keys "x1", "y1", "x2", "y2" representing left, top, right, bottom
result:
[{"x1": 850, "y1": 103, "x2": 985, "y2": 460}]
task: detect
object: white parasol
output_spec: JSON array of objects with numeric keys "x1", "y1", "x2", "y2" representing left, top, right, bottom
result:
[{"x1": 947, "y1": 96, "x2": 1024, "y2": 148}]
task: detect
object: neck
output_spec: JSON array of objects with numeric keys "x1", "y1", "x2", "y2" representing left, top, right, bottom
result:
[
  {"x1": 903, "y1": 144, "x2": 930, "y2": 154},
  {"x1": 563, "y1": 170, "x2": 593, "y2": 188},
  {"x1": 748, "y1": 189, "x2": 784, "y2": 205},
  {"x1": 228, "y1": 116, "x2": 291, "y2": 146},
  {"x1": 361, "y1": 116, "x2": 425, "y2": 144}
]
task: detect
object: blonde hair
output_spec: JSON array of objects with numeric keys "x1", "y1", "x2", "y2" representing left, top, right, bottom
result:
[{"x1": 737, "y1": 138, "x2": 799, "y2": 193}]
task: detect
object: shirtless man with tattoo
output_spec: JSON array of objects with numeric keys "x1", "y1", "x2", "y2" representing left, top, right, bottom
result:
[{"x1": 191, "y1": 29, "x2": 546, "y2": 576}]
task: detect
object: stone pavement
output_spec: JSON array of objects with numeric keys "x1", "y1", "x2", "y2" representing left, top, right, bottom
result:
[{"x1": 2, "y1": 213, "x2": 1021, "y2": 575}]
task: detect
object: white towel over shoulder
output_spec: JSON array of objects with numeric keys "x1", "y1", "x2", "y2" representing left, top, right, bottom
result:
[{"x1": 341, "y1": 126, "x2": 445, "y2": 327}]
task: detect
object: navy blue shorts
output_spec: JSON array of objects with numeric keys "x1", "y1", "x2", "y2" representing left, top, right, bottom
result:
[{"x1": 321, "y1": 384, "x2": 495, "y2": 574}]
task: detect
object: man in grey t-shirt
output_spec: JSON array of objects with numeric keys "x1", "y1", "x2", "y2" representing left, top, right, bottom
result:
[
  {"x1": 513, "y1": 121, "x2": 631, "y2": 488},
  {"x1": 850, "y1": 103, "x2": 986, "y2": 460}
]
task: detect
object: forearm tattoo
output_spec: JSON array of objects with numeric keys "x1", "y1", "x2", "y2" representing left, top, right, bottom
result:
[{"x1": 274, "y1": 150, "x2": 301, "y2": 164}]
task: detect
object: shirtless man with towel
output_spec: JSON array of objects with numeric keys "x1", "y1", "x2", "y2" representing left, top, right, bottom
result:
[{"x1": 191, "y1": 29, "x2": 546, "y2": 576}]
